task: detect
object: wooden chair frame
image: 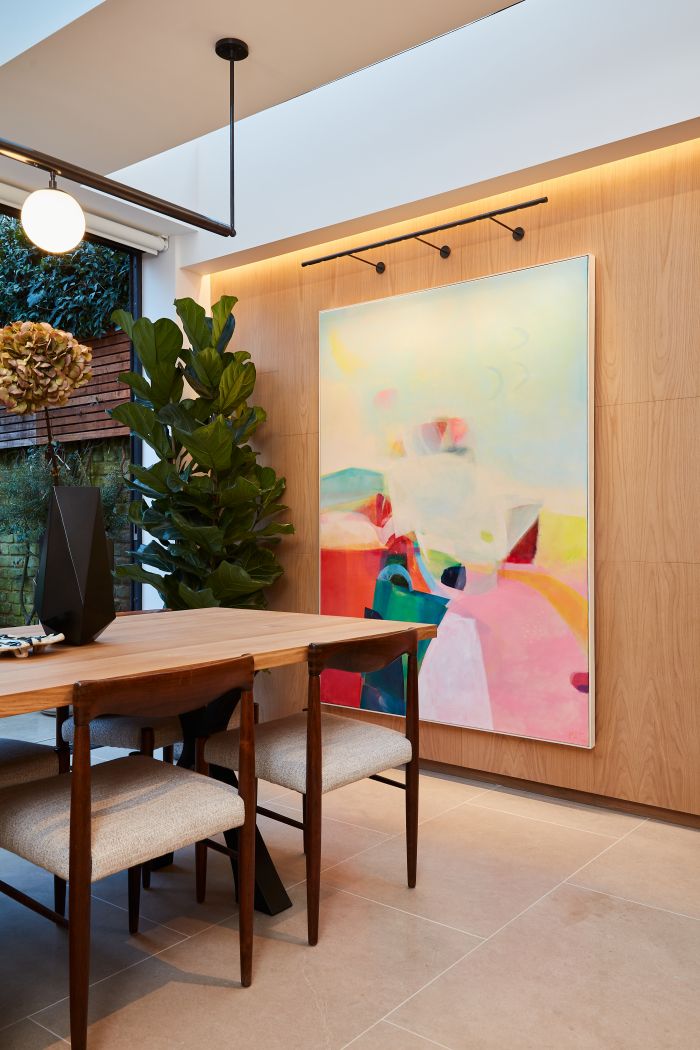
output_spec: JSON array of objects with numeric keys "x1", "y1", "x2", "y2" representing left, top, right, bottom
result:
[{"x1": 258, "y1": 628, "x2": 420, "y2": 945}]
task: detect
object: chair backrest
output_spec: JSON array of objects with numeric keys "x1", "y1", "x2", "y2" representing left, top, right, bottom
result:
[
  {"x1": 307, "y1": 628, "x2": 418, "y2": 677},
  {"x1": 72, "y1": 655, "x2": 256, "y2": 725}
]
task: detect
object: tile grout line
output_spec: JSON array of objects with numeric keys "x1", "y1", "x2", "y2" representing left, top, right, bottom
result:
[
  {"x1": 341, "y1": 815, "x2": 649, "y2": 1049},
  {"x1": 335, "y1": 887, "x2": 486, "y2": 940},
  {"x1": 465, "y1": 798, "x2": 628, "y2": 839},
  {"x1": 566, "y1": 881, "x2": 700, "y2": 923},
  {"x1": 28, "y1": 1016, "x2": 71, "y2": 1045},
  {"x1": 385, "y1": 1018, "x2": 455, "y2": 1049},
  {"x1": 89, "y1": 890, "x2": 193, "y2": 936}
]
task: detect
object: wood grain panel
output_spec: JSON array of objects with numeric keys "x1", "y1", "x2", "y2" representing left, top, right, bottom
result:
[
  {"x1": 596, "y1": 398, "x2": 700, "y2": 563},
  {"x1": 212, "y1": 137, "x2": 700, "y2": 816}
]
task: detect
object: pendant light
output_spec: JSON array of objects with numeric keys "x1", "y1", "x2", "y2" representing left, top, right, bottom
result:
[
  {"x1": 21, "y1": 171, "x2": 86, "y2": 254},
  {"x1": 2, "y1": 37, "x2": 249, "y2": 252}
]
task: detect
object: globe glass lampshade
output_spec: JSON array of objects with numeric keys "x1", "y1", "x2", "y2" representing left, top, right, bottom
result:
[{"x1": 21, "y1": 187, "x2": 86, "y2": 253}]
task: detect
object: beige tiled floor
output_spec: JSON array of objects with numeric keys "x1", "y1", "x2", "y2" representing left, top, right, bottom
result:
[{"x1": 0, "y1": 711, "x2": 698, "y2": 1049}]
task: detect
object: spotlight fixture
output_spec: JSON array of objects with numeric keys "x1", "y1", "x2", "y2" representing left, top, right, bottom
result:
[
  {"x1": 1, "y1": 38, "x2": 248, "y2": 253},
  {"x1": 20, "y1": 171, "x2": 86, "y2": 253}
]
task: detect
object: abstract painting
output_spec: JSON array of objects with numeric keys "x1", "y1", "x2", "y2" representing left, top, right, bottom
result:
[{"x1": 319, "y1": 256, "x2": 594, "y2": 747}]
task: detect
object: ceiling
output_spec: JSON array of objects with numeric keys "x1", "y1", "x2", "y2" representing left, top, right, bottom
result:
[{"x1": 0, "y1": 0, "x2": 522, "y2": 174}]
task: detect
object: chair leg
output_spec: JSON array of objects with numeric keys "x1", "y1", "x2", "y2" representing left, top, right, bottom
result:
[
  {"x1": 405, "y1": 758, "x2": 419, "y2": 889},
  {"x1": 128, "y1": 866, "x2": 141, "y2": 935},
  {"x1": 305, "y1": 786, "x2": 322, "y2": 946},
  {"x1": 162, "y1": 744, "x2": 174, "y2": 764},
  {"x1": 302, "y1": 794, "x2": 309, "y2": 855},
  {"x1": 238, "y1": 781, "x2": 257, "y2": 987},
  {"x1": 68, "y1": 865, "x2": 91, "y2": 1050},
  {"x1": 142, "y1": 864, "x2": 151, "y2": 890},
  {"x1": 54, "y1": 876, "x2": 67, "y2": 918},
  {"x1": 195, "y1": 840, "x2": 208, "y2": 904}
]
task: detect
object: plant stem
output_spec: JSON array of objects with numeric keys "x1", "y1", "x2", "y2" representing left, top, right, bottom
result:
[{"x1": 43, "y1": 407, "x2": 60, "y2": 486}]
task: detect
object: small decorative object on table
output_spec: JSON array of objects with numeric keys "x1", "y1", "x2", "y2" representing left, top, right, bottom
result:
[
  {"x1": 0, "y1": 632, "x2": 64, "y2": 658},
  {"x1": 0, "y1": 320, "x2": 116, "y2": 645}
]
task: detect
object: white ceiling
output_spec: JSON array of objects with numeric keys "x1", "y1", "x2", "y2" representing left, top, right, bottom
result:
[{"x1": 0, "y1": 0, "x2": 522, "y2": 173}]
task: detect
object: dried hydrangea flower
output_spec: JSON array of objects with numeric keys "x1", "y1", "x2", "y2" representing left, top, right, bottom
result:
[{"x1": 0, "y1": 320, "x2": 92, "y2": 414}]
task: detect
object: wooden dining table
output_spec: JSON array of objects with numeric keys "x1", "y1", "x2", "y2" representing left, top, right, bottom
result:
[{"x1": 0, "y1": 607, "x2": 437, "y2": 914}]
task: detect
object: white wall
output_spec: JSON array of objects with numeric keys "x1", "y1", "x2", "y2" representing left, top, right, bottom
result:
[{"x1": 122, "y1": 0, "x2": 700, "y2": 276}]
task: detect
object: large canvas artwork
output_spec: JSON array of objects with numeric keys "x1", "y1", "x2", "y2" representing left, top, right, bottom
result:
[{"x1": 319, "y1": 256, "x2": 594, "y2": 747}]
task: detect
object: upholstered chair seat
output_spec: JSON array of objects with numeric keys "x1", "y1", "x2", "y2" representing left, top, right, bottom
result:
[
  {"x1": 206, "y1": 711, "x2": 412, "y2": 795},
  {"x1": 0, "y1": 738, "x2": 60, "y2": 789},
  {"x1": 0, "y1": 755, "x2": 244, "y2": 883},
  {"x1": 62, "y1": 714, "x2": 183, "y2": 752}
]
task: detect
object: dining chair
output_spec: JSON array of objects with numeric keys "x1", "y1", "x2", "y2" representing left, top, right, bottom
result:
[
  {"x1": 0, "y1": 655, "x2": 257, "y2": 1050},
  {"x1": 0, "y1": 710, "x2": 71, "y2": 916},
  {"x1": 200, "y1": 628, "x2": 419, "y2": 945}
]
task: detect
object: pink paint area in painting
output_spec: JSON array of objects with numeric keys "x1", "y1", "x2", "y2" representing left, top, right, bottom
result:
[{"x1": 435, "y1": 575, "x2": 590, "y2": 746}]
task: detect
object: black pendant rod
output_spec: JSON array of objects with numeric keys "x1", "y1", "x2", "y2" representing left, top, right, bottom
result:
[
  {"x1": 215, "y1": 37, "x2": 250, "y2": 235},
  {"x1": 301, "y1": 196, "x2": 548, "y2": 269},
  {"x1": 0, "y1": 37, "x2": 249, "y2": 240}
]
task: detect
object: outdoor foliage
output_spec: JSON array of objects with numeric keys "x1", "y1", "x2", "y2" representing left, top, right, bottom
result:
[
  {"x1": 0, "y1": 214, "x2": 130, "y2": 339},
  {"x1": 110, "y1": 295, "x2": 293, "y2": 610}
]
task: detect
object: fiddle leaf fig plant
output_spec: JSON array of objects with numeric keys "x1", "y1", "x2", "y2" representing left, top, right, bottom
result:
[{"x1": 109, "y1": 295, "x2": 293, "y2": 610}]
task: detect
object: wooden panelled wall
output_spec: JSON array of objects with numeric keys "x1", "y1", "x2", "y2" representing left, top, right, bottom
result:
[{"x1": 211, "y1": 138, "x2": 700, "y2": 818}]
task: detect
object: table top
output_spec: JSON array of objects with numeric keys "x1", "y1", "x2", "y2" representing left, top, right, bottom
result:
[{"x1": 0, "y1": 608, "x2": 437, "y2": 717}]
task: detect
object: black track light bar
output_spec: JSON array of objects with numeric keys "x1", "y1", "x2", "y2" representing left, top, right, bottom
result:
[{"x1": 301, "y1": 196, "x2": 548, "y2": 272}]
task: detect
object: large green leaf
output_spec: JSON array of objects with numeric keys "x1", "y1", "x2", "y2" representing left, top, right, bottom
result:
[
  {"x1": 158, "y1": 402, "x2": 200, "y2": 435},
  {"x1": 190, "y1": 346, "x2": 224, "y2": 393},
  {"x1": 170, "y1": 511, "x2": 225, "y2": 555},
  {"x1": 205, "y1": 560, "x2": 268, "y2": 600},
  {"x1": 178, "y1": 583, "x2": 220, "y2": 609},
  {"x1": 211, "y1": 295, "x2": 238, "y2": 351},
  {"x1": 118, "y1": 370, "x2": 152, "y2": 403},
  {"x1": 175, "y1": 297, "x2": 212, "y2": 353},
  {"x1": 175, "y1": 416, "x2": 232, "y2": 473},
  {"x1": 115, "y1": 564, "x2": 170, "y2": 601},
  {"x1": 218, "y1": 476, "x2": 260, "y2": 507},
  {"x1": 109, "y1": 403, "x2": 171, "y2": 458},
  {"x1": 111, "y1": 309, "x2": 135, "y2": 340},
  {"x1": 218, "y1": 358, "x2": 256, "y2": 415}
]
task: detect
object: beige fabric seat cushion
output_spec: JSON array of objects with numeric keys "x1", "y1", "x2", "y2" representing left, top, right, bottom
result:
[
  {"x1": 0, "y1": 755, "x2": 244, "y2": 882},
  {"x1": 0, "y1": 739, "x2": 59, "y2": 789},
  {"x1": 206, "y1": 712, "x2": 412, "y2": 795},
  {"x1": 62, "y1": 714, "x2": 183, "y2": 751}
]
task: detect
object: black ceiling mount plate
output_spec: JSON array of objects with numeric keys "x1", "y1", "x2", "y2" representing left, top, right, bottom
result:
[{"x1": 215, "y1": 37, "x2": 249, "y2": 62}]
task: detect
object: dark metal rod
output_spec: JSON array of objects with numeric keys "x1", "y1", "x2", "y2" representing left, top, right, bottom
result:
[
  {"x1": 229, "y1": 58, "x2": 236, "y2": 235},
  {"x1": 489, "y1": 216, "x2": 515, "y2": 233},
  {"x1": 414, "y1": 235, "x2": 441, "y2": 251},
  {"x1": 301, "y1": 196, "x2": 548, "y2": 267},
  {"x1": 0, "y1": 135, "x2": 233, "y2": 237},
  {"x1": 348, "y1": 252, "x2": 378, "y2": 268}
]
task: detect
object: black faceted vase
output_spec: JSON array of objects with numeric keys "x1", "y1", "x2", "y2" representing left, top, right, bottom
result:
[{"x1": 35, "y1": 486, "x2": 116, "y2": 645}]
